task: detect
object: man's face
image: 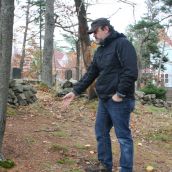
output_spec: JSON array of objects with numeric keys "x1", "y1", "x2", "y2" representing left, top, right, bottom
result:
[{"x1": 93, "y1": 26, "x2": 110, "y2": 44}]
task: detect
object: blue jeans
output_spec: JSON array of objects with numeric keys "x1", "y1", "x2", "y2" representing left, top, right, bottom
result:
[{"x1": 95, "y1": 98, "x2": 135, "y2": 172}]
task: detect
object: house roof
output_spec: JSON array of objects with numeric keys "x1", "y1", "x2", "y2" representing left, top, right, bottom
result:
[
  {"x1": 53, "y1": 50, "x2": 77, "y2": 70},
  {"x1": 53, "y1": 51, "x2": 64, "y2": 69}
]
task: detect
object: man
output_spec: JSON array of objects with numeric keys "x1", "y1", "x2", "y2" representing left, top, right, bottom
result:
[{"x1": 62, "y1": 18, "x2": 138, "y2": 172}]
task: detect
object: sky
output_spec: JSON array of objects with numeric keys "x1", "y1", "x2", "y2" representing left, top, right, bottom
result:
[
  {"x1": 87, "y1": 0, "x2": 146, "y2": 33},
  {"x1": 54, "y1": 0, "x2": 147, "y2": 49},
  {"x1": 13, "y1": 0, "x2": 147, "y2": 52}
]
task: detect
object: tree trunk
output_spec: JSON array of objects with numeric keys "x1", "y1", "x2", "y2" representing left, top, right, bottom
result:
[
  {"x1": 136, "y1": 45, "x2": 142, "y2": 89},
  {"x1": 0, "y1": 0, "x2": 14, "y2": 160},
  {"x1": 157, "y1": 41, "x2": 165, "y2": 86},
  {"x1": 76, "y1": 39, "x2": 80, "y2": 81},
  {"x1": 20, "y1": 0, "x2": 31, "y2": 76},
  {"x1": 41, "y1": 0, "x2": 55, "y2": 87},
  {"x1": 74, "y1": 0, "x2": 97, "y2": 99}
]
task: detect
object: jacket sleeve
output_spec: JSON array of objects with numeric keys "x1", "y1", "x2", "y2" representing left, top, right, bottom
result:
[
  {"x1": 73, "y1": 55, "x2": 99, "y2": 95},
  {"x1": 116, "y1": 38, "x2": 138, "y2": 96}
]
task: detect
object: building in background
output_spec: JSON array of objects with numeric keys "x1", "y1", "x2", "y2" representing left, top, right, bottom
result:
[{"x1": 52, "y1": 51, "x2": 77, "y2": 81}]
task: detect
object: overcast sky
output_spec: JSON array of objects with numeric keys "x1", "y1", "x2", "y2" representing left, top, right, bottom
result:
[
  {"x1": 13, "y1": 0, "x2": 147, "y2": 52},
  {"x1": 87, "y1": 0, "x2": 146, "y2": 33}
]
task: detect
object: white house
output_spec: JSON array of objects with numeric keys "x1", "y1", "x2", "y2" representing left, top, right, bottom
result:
[{"x1": 161, "y1": 44, "x2": 172, "y2": 88}]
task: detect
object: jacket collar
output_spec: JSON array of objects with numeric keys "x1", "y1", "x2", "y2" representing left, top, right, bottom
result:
[{"x1": 100, "y1": 30, "x2": 126, "y2": 47}]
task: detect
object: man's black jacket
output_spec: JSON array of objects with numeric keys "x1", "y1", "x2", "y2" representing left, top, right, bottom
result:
[{"x1": 73, "y1": 30, "x2": 138, "y2": 99}]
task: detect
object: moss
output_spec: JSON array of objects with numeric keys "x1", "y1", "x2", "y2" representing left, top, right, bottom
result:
[
  {"x1": 0, "y1": 159, "x2": 15, "y2": 169},
  {"x1": 51, "y1": 130, "x2": 68, "y2": 138},
  {"x1": 6, "y1": 107, "x2": 17, "y2": 116},
  {"x1": 56, "y1": 157, "x2": 75, "y2": 165},
  {"x1": 49, "y1": 144, "x2": 68, "y2": 153}
]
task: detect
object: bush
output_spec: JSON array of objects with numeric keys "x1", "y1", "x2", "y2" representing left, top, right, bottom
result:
[{"x1": 140, "y1": 83, "x2": 167, "y2": 100}]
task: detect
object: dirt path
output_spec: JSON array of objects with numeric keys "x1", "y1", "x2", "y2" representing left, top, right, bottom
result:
[{"x1": 2, "y1": 90, "x2": 172, "y2": 172}]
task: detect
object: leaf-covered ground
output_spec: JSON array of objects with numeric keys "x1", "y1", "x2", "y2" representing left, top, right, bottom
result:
[{"x1": 2, "y1": 89, "x2": 172, "y2": 172}]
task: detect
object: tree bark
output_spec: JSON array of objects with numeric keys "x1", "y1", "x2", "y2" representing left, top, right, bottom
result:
[
  {"x1": 157, "y1": 41, "x2": 165, "y2": 86},
  {"x1": 41, "y1": 0, "x2": 55, "y2": 87},
  {"x1": 0, "y1": 0, "x2": 14, "y2": 160},
  {"x1": 20, "y1": 0, "x2": 31, "y2": 76},
  {"x1": 74, "y1": 0, "x2": 97, "y2": 99},
  {"x1": 136, "y1": 43, "x2": 143, "y2": 89},
  {"x1": 76, "y1": 39, "x2": 80, "y2": 81}
]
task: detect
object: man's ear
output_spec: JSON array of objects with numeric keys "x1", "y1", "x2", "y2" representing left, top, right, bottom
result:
[{"x1": 104, "y1": 26, "x2": 110, "y2": 33}]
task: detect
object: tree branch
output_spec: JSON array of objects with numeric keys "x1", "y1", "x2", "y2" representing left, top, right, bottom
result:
[{"x1": 117, "y1": 0, "x2": 136, "y2": 6}]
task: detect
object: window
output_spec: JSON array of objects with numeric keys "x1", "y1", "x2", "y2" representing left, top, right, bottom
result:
[
  {"x1": 165, "y1": 79, "x2": 168, "y2": 83},
  {"x1": 165, "y1": 74, "x2": 168, "y2": 78}
]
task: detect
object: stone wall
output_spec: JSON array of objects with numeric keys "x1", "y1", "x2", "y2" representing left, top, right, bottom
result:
[
  {"x1": 8, "y1": 79, "x2": 37, "y2": 106},
  {"x1": 135, "y1": 91, "x2": 171, "y2": 108}
]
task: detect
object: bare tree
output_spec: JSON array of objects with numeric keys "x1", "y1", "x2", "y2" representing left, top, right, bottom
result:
[
  {"x1": 41, "y1": 0, "x2": 55, "y2": 87},
  {"x1": 0, "y1": 0, "x2": 14, "y2": 160},
  {"x1": 74, "y1": 0, "x2": 97, "y2": 99},
  {"x1": 20, "y1": 0, "x2": 31, "y2": 75},
  {"x1": 74, "y1": 0, "x2": 91, "y2": 69}
]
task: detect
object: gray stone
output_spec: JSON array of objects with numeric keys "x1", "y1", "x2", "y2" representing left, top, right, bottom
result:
[
  {"x1": 30, "y1": 87, "x2": 37, "y2": 94},
  {"x1": 143, "y1": 95, "x2": 151, "y2": 101},
  {"x1": 69, "y1": 78, "x2": 78, "y2": 85},
  {"x1": 13, "y1": 84, "x2": 24, "y2": 93},
  {"x1": 62, "y1": 80, "x2": 73, "y2": 89},
  {"x1": 150, "y1": 94, "x2": 156, "y2": 99},
  {"x1": 56, "y1": 87, "x2": 73, "y2": 97},
  {"x1": 135, "y1": 91, "x2": 145, "y2": 98},
  {"x1": 17, "y1": 93, "x2": 26, "y2": 100},
  {"x1": 8, "y1": 79, "x2": 37, "y2": 106}
]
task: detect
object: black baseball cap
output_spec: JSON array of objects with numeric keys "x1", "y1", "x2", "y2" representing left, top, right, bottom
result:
[{"x1": 87, "y1": 18, "x2": 110, "y2": 34}]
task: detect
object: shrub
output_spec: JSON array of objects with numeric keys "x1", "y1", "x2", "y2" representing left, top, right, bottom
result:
[{"x1": 140, "y1": 83, "x2": 166, "y2": 100}]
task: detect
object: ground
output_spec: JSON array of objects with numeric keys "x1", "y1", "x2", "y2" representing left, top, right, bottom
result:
[{"x1": 1, "y1": 88, "x2": 172, "y2": 172}]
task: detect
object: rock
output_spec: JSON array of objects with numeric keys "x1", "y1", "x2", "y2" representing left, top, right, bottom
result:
[
  {"x1": 69, "y1": 78, "x2": 78, "y2": 85},
  {"x1": 62, "y1": 80, "x2": 73, "y2": 89},
  {"x1": 13, "y1": 84, "x2": 24, "y2": 93},
  {"x1": 166, "y1": 101, "x2": 172, "y2": 107},
  {"x1": 8, "y1": 79, "x2": 37, "y2": 106},
  {"x1": 143, "y1": 95, "x2": 151, "y2": 101},
  {"x1": 56, "y1": 87, "x2": 73, "y2": 97},
  {"x1": 137, "y1": 92, "x2": 170, "y2": 108},
  {"x1": 150, "y1": 94, "x2": 156, "y2": 99},
  {"x1": 135, "y1": 91, "x2": 145, "y2": 99}
]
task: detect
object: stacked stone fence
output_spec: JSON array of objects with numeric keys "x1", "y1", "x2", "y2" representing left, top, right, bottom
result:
[
  {"x1": 8, "y1": 79, "x2": 37, "y2": 106},
  {"x1": 135, "y1": 91, "x2": 172, "y2": 108}
]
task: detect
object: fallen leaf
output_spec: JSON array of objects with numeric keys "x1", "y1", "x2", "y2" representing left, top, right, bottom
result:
[
  {"x1": 89, "y1": 151, "x2": 94, "y2": 154},
  {"x1": 138, "y1": 142, "x2": 142, "y2": 146},
  {"x1": 146, "y1": 165, "x2": 154, "y2": 172},
  {"x1": 85, "y1": 144, "x2": 91, "y2": 147}
]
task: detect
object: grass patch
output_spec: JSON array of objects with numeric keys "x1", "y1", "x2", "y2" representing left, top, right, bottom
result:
[
  {"x1": 25, "y1": 136, "x2": 36, "y2": 145},
  {"x1": 41, "y1": 162, "x2": 52, "y2": 172},
  {"x1": 145, "y1": 105, "x2": 168, "y2": 114},
  {"x1": 49, "y1": 144, "x2": 68, "y2": 153},
  {"x1": 74, "y1": 144, "x2": 89, "y2": 150},
  {"x1": 57, "y1": 157, "x2": 75, "y2": 165},
  {"x1": 146, "y1": 128, "x2": 172, "y2": 142},
  {"x1": 36, "y1": 82, "x2": 49, "y2": 92},
  {"x1": 85, "y1": 99, "x2": 98, "y2": 111},
  {"x1": 51, "y1": 130, "x2": 68, "y2": 138},
  {"x1": 0, "y1": 159, "x2": 15, "y2": 169},
  {"x1": 7, "y1": 107, "x2": 17, "y2": 116}
]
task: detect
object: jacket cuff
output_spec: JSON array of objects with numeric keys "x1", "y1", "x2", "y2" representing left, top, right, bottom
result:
[
  {"x1": 72, "y1": 89, "x2": 79, "y2": 96},
  {"x1": 116, "y1": 92, "x2": 126, "y2": 98}
]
